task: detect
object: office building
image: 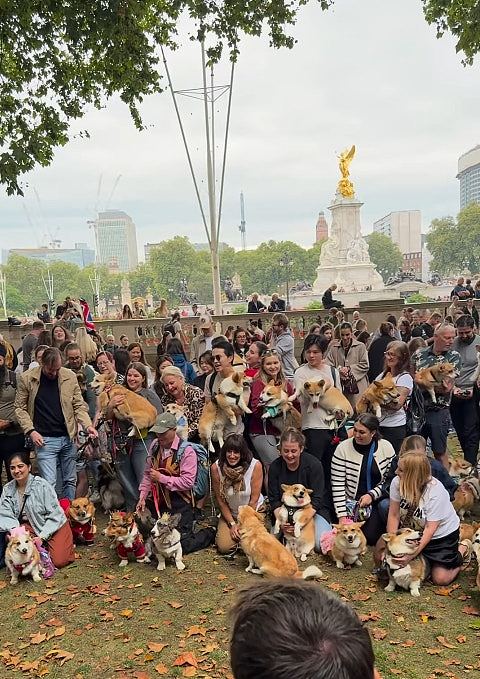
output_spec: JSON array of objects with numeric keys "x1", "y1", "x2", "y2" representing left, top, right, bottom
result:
[
  {"x1": 315, "y1": 212, "x2": 328, "y2": 242},
  {"x1": 7, "y1": 243, "x2": 95, "y2": 268},
  {"x1": 93, "y1": 210, "x2": 138, "y2": 272},
  {"x1": 373, "y1": 210, "x2": 422, "y2": 254},
  {"x1": 457, "y1": 145, "x2": 480, "y2": 209}
]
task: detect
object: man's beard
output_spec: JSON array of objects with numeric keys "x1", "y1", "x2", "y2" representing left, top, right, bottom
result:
[{"x1": 460, "y1": 335, "x2": 475, "y2": 345}]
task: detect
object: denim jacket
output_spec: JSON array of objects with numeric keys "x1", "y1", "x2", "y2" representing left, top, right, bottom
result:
[{"x1": 0, "y1": 474, "x2": 67, "y2": 540}]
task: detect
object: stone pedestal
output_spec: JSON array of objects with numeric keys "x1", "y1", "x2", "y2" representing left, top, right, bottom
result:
[{"x1": 313, "y1": 193, "x2": 384, "y2": 294}]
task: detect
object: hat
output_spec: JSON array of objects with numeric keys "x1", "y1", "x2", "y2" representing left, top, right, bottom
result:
[
  {"x1": 199, "y1": 313, "x2": 212, "y2": 330},
  {"x1": 149, "y1": 412, "x2": 178, "y2": 434},
  {"x1": 0, "y1": 344, "x2": 7, "y2": 358}
]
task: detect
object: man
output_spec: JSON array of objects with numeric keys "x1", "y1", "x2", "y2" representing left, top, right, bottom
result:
[
  {"x1": 55, "y1": 296, "x2": 71, "y2": 320},
  {"x1": 0, "y1": 345, "x2": 24, "y2": 494},
  {"x1": 247, "y1": 293, "x2": 267, "y2": 314},
  {"x1": 204, "y1": 340, "x2": 244, "y2": 436},
  {"x1": 410, "y1": 309, "x2": 427, "y2": 339},
  {"x1": 421, "y1": 311, "x2": 443, "y2": 344},
  {"x1": 411, "y1": 324, "x2": 461, "y2": 468},
  {"x1": 189, "y1": 314, "x2": 223, "y2": 373},
  {"x1": 450, "y1": 315, "x2": 480, "y2": 466},
  {"x1": 191, "y1": 303, "x2": 200, "y2": 316},
  {"x1": 103, "y1": 334, "x2": 118, "y2": 352},
  {"x1": 270, "y1": 313, "x2": 298, "y2": 381},
  {"x1": 37, "y1": 303, "x2": 51, "y2": 324},
  {"x1": 230, "y1": 581, "x2": 379, "y2": 679},
  {"x1": 119, "y1": 334, "x2": 129, "y2": 348},
  {"x1": 267, "y1": 293, "x2": 286, "y2": 313},
  {"x1": 451, "y1": 277, "x2": 470, "y2": 300},
  {"x1": 322, "y1": 283, "x2": 343, "y2": 309},
  {"x1": 136, "y1": 412, "x2": 215, "y2": 553},
  {"x1": 21, "y1": 320, "x2": 44, "y2": 371},
  {"x1": 15, "y1": 347, "x2": 97, "y2": 500}
]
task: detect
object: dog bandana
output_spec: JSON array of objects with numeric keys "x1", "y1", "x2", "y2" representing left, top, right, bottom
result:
[{"x1": 116, "y1": 535, "x2": 146, "y2": 560}]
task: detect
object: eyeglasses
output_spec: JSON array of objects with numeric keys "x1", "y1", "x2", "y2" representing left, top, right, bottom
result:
[
  {"x1": 263, "y1": 349, "x2": 279, "y2": 357},
  {"x1": 212, "y1": 355, "x2": 223, "y2": 362},
  {"x1": 384, "y1": 351, "x2": 396, "y2": 357}
]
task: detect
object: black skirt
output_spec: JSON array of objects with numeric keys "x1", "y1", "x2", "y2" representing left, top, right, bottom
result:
[{"x1": 421, "y1": 528, "x2": 462, "y2": 570}]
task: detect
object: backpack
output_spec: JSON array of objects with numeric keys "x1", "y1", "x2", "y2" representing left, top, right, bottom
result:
[
  {"x1": 150, "y1": 439, "x2": 210, "y2": 502},
  {"x1": 405, "y1": 384, "x2": 425, "y2": 435},
  {"x1": 163, "y1": 322, "x2": 176, "y2": 336}
]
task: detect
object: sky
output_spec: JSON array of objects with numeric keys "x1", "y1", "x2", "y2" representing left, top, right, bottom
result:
[{"x1": 2, "y1": 0, "x2": 480, "y2": 258}]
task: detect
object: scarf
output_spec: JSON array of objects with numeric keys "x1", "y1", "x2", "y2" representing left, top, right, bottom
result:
[{"x1": 220, "y1": 464, "x2": 246, "y2": 502}]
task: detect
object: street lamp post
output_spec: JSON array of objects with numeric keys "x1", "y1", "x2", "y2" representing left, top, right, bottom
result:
[{"x1": 279, "y1": 254, "x2": 293, "y2": 311}]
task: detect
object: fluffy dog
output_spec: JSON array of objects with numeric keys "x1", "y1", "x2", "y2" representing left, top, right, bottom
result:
[
  {"x1": 330, "y1": 522, "x2": 367, "y2": 569},
  {"x1": 382, "y1": 528, "x2": 428, "y2": 597},
  {"x1": 448, "y1": 456, "x2": 473, "y2": 482},
  {"x1": 259, "y1": 381, "x2": 302, "y2": 432},
  {"x1": 453, "y1": 476, "x2": 480, "y2": 520},
  {"x1": 91, "y1": 373, "x2": 158, "y2": 432},
  {"x1": 104, "y1": 511, "x2": 150, "y2": 567},
  {"x1": 356, "y1": 374, "x2": 400, "y2": 418},
  {"x1": 66, "y1": 497, "x2": 97, "y2": 545},
  {"x1": 237, "y1": 505, "x2": 323, "y2": 579},
  {"x1": 147, "y1": 513, "x2": 185, "y2": 571},
  {"x1": 5, "y1": 526, "x2": 43, "y2": 584},
  {"x1": 199, "y1": 372, "x2": 252, "y2": 451},
  {"x1": 414, "y1": 362, "x2": 458, "y2": 404},
  {"x1": 295, "y1": 379, "x2": 353, "y2": 429},
  {"x1": 273, "y1": 484, "x2": 316, "y2": 561},
  {"x1": 459, "y1": 521, "x2": 480, "y2": 542},
  {"x1": 164, "y1": 403, "x2": 189, "y2": 440},
  {"x1": 97, "y1": 460, "x2": 125, "y2": 513}
]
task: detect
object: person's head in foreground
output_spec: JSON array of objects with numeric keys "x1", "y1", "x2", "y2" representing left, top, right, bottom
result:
[{"x1": 229, "y1": 580, "x2": 378, "y2": 679}]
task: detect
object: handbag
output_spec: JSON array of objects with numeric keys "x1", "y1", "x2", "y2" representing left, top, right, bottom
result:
[{"x1": 338, "y1": 343, "x2": 359, "y2": 395}]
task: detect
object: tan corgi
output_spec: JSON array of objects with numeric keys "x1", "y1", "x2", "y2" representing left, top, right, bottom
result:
[
  {"x1": 297, "y1": 379, "x2": 353, "y2": 429},
  {"x1": 164, "y1": 403, "x2": 189, "y2": 440},
  {"x1": 415, "y1": 362, "x2": 458, "y2": 404},
  {"x1": 453, "y1": 476, "x2": 480, "y2": 520},
  {"x1": 356, "y1": 374, "x2": 400, "y2": 418},
  {"x1": 330, "y1": 522, "x2": 367, "y2": 569},
  {"x1": 259, "y1": 381, "x2": 302, "y2": 432},
  {"x1": 448, "y1": 456, "x2": 473, "y2": 482},
  {"x1": 471, "y1": 527, "x2": 480, "y2": 588},
  {"x1": 67, "y1": 497, "x2": 97, "y2": 546},
  {"x1": 273, "y1": 484, "x2": 316, "y2": 561},
  {"x1": 237, "y1": 505, "x2": 323, "y2": 579},
  {"x1": 199, "y1": 372, "x2": 252, "y2": 451},
  {"x1": 460, "y1": 521, "x2": 480, "y2": 542},
  {"x1": 91, "y1": 373, "x2": 157, "y2": 432},
  {"x1": 5, "y1": 526, "x2": 43, "y2": 585},
  {"x1": 382, "y1": 528, "x2": 428, "y2": 597}
]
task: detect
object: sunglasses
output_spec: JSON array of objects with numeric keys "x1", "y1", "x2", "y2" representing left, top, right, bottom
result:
[{"x1": 263, "y1": 349, "x2": 279, "y2": 357}]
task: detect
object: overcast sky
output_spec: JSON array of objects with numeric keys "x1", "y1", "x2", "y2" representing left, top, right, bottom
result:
[{"x1": 2, "y1": 0, "x2": 479, "y2": 258}]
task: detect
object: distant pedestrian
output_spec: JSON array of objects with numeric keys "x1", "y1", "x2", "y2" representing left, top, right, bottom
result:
[
  {"x1": 21, "y1": 321, "x2": 44, "y2": 371},
  {"x1": 322, "y1": 283, "x2": 343, "y2": 309}
]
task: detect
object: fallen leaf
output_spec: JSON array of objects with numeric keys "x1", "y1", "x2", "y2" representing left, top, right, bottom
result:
[
  {"x1": 456, "y1": 635, "x2": 466, "y2": 644},
  {"x1": 186, "y1": 626, "x2": 207, "y2": 638},
  {"x1": 183, "y1": 668, "x2": 197, "y2": 677},
  {"x1": 436, "y1": 636, "x2": 455, "y2": 649},
  {"x1": 120, "y1": 609, "x2": 134, "y2": 618},
  {"x1": 358, "y1": 611, "x2": 382, "y2": 622},
  {"x1": 44, "y1": 649, "x2": 75, "y2": 666},
  {"x1": 462, "y1": 605, "x2": 480, "y2": 616},
  {"x1": 53, "y1": 626, "x2": 66, "y2": 637},
  {"x1": 173, "y1": 652, "x2": 198, "y2": 668},
  {"x1": 401, "y1": 640, "x2": 415, "y2": 648},
  {"x1": 371, "y1": 628, "x2": 388, "y2": 640},
  {"x1": 133, "y1": 672, "x2": 150, "y2": 679},
  {"x1": 352, "y1": 593, "x2": 371, "y2": 602},
  {"x1": 434, "y1": 587, "x2": 453, "y2": 597},
  {"x1": 21, "y1": 609, "x2": 37, "y2": 620},
  {"x1": 168, "y1": 601, "x2": 183, "y2": 609},
  {"x1": 45, "y1": 618, "x2": 63, "y2": 627},
  {"x1": 30, "y1": 632, "x2": 47, "y2": 645},
  {"x1": 148, "y1": 643, "x2": 168, "y2": 653},
  {"x1": 425, "y1": 648, "x2": 442, "y2": 655},
  {"x1": 155, "y1": 663, "x2": 168, "y2": 675}
]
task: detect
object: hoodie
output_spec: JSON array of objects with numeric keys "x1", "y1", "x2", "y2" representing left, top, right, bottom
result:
[{"x1": 171, "y1": 354, "x2": 197, "y2": 385}]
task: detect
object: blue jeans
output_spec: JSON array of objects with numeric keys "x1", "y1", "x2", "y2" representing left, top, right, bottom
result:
[
  {"x1": 36, "y1": 436, "x2": 77, "y2": 500},
  {"x1": 115, "y1": 436, "x2": 151, "y2": 511}
]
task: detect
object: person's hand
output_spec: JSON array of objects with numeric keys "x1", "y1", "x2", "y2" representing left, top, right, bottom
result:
[
  {"x1": 453, "y1": 387, "x2": 472, "y2": 399},
  {"x1": 390, "y1": 552, "x2": 416, "y2": 568},
  {"x1": 359, "y1": 494, "x2": 373, "y2": 508},
  {"x1": 109, "y1": 394, "x2": 125, "y2": 407},
  {"x1": 339, "y1": 516, "x2": 351, "y2": 525},
  {"x1": 440, "y1": 376, "x2": 455, "y2": 393},
  {"x1": 150, "y1": 469, "x2": 162, "y2": 483},
  {"x1": 281, "y1": 523, "x2": 295, "y2": 535},
  {"x1": 30, "y1": 431, "x2": 44, "y2": 447},
  {"x1": 229, "y1": 523, "x2": 241, "y2": 541},
  {"x1": 136, "y1": 497, "x2": 146, "y2": 513},
  {"x1": 339, "y1": 367, "x2": 349, "y2": 378},
  {"x1": 86, "y1": 426, "x2": 98, "y2": 439},
  {"x1": 0, "y1": 419, "x2": 10, "y2": 431}
]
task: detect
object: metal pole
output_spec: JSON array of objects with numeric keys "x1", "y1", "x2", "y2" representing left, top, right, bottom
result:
[
  {"x1": 0, "y1": 272, "x2": 6, "y2": 319},
  {"x1": 216, "y1": 60, "x2": 235, "y2": 243},
  {"x1": 286, "y1": 265, "x2": 290, "y2": 310},
  {"x1": 201, "y1": 42, "x2": 222, "y2": 315}
]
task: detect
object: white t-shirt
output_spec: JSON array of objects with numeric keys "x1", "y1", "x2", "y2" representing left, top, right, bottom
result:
[
  {"x1": 390, "y1": 476, "x2": 459, "y2": 539},
  {"x1": 377, "y1": 372, "x2": 413, "y2": 428},
  {"x1": 294, "y1": 363, "x2": 341, "y2": 430}
]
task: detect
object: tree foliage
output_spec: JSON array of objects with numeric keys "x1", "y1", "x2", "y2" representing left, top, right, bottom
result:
[
  {"x1": 426, "y1": 204, "x2": 480, "y2": 275},
  {"x1": 365, "y1": 232, "x2": 403, "y2": 282},
  {"x1": 422, "y1": 0, "x2": 480, "y2": 64}
]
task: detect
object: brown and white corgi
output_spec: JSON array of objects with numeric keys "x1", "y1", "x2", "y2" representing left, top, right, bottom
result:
[
  {"x1": 199, "y1": 372, "x2": 251, "y2": 451},
  {"x1": 273, "y1": 484, "x2": 316, "y2": 561},
  {"x1": 91, "y1": 373, "x2": 157, "y2": 432},
  {"x1": 296, "y1": 379, "x2": 353, "y2": 429},
  {"x1": 453, "y1": 476, "x2": 480, "y2": 520},
  {"x1": 104, "y1": 511, "x2": 150, "y2": 567},
  {"x1": 382, "y1": 528, "x2": 428, "y2": 597},
  {"x1": 259, "y1": 381, "x2": 302, "y2": 432},
  {"x1": 66, "y1": 497, "x2": 97, "y2": 545},
  {"x1": 356, "y1": 374, "x2": 400, "y2": 418},
  {"x1": 5, "y1": 526, "x2": 43, "y2": 585},
  {"x1": 330, "y1": 522, "x2": 367, "y2": 569},
  {"x1": 415, "y1": 362, "x2": 458, "y2": 404}
]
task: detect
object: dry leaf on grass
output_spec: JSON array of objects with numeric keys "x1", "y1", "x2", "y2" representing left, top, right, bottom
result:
[
  {"x1": 462, "y1": 605, "x2": 480, "y2": 616},
  {"x1": 358, "y1": 611, "x2": 382, "y2": 622},
  {"x1": 183, "y1": 667, "x2": 197, "y2": 677},
  {"x1": 168, "y1": 601, "x2": 184, "y2": 609},
  {"x1": 425, "y1": 648, "x2": 442, "y2": 655},
  {"x1": 436, "y1": 636, "x2": 455, "y2": 649},
  {"x1": 371, "y1": 628, "x2": 388, "y2": 640},
  {"x1": 44, "y1": 649, "x2": 75, "y2": 666},
  {"x1": 186, "y1": 626, "x2": 207, "y2": 638},
  {"x1": 120, "y1": 608, "x2": 134, "y2": 618},
  {"x1": 155, "y1": 662, "x2": 168, "y2": 675},
  {"x1": 30, "y1": 632, "x2": 47, "y2": 645},
  {"x1": 456, "y1": 635, "x2": 466, "y2": 643},
  {"x1": 173, "y1": 652, "x2": 198, "y2": 668},
  {"x1": 352, "y1": 593, "x2": 371, "y2": 602},
  {"x1": 148, "y1": 642, "x2": 168, "y2": 653}
]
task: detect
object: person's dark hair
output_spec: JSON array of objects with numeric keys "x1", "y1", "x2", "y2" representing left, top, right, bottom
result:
[
  {"x1": 233, "y1": 327, "x2": 248, "y2": 353},
  {"x1": 249, "y1": 340, "x2": 268, "y2": 358},
  {"x1": 386, "y1": 314, "x2": 397, "y2": 327},
  {"x1": 279, "y1": 426, "x2": 305, "y2": 449},
  {"x1": 381, "y1": 340, "x2": 410, "y2": 376},
  {"x1": 96, "y1": 350, "x2": 114, "y2": 365},
  {"x1": 154, "y1": 353, "x2": 174, "y2": 381},
  {"x1": 230, "y1": 580, "x2": 375, "y2": 679},
  {"x1": 198, "y1": 350, "x2": 214, "y2": 370},
  {"x1": 212, "y1": 339, "x2": 234, "y2": 358},
  {"x1": 308, "y1": 323, "x2": 322, "y2": 334},
  {"x1": 303, "y1": 333, "x2": 330, "y2": 356},
  {"x1": 113, "y1": 348, "x2": 131, "y2": 376},
  {"x1": 41, "y1": 346, "x2": 62, "y2": 368},
  {"x1": 8, "y1": 450, "x2": 32, "y2": 468},
  {"x1": 166, "y1": 337, "x2": 186, "y2": 358},
  {"x1": 171, "y1": 311, "x2": 181, "y2": 322},
  {"x1": 127, "y1": 342, "x2": 146, "y2": 364},
  {"x1": 32, "y1": 320, "x2": 45, "y2": 331},
  {"x1": 456, "y1": 313, "x2": 475, "y2": 329},
  {"x1": 218, "y1": 434, "x2": 253, "y2": 472},
  {"x1": 319, "y1": 322, "x2": 333, "y2": 335},
  {"x1": 125, "y1": 361, "x2": 148, "y2": 389},
  {"x1": 339, "y1": 321, "x2": 353, "y2": 332},
  {"x1": 37, "y1": 330, "x2": 52, "y2": 347},
  {"x1": 34, "y1": 344, "x2": 50, "y2": 359},
  {"x1": 379, "y1": 321, "x2": 393, "y2": 337},
  {"x1": 407, "y1": 337, "x2": 426, "y2": 356},
  {"x1": 65, "y1": 342, "x2": 81, "y2": 356},
  {"x1": 355, "y1": 413, "x2": 381, "y2": 437}
]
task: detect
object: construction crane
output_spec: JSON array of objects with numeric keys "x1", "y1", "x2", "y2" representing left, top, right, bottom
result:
[
  {"x1": 239, "y1": 191, "x2": 246, "y2": 250},
  {"x1": 105, "y1": 174, "x2": 122, "y2": 210}
]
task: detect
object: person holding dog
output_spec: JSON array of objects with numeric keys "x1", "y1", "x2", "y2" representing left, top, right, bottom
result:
[
  {"x1": 325, "y1": 321, "x2": 369, "y2": 408},
  {"x1": 160, "y1": 365, "x2": 205, "y2": 441},
  {"x1": 376, "y1": 340, "x2": 413, "y2": 453}
]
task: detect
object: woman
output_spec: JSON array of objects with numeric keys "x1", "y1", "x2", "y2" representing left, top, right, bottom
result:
[
  {"x1": 211, "y1": 435, "x2": 263, "y2": 555},
  {"x1": 268, "y1": 428, "x2": 332, "y2": 551},
  {"x1": 51, "y1": 324, "x2": 72, "y2": 350},
  {"x1": 307, "y1": 323, "x2": 322, "y2": 336},
  {"x1": 156, "y1": 299, "x2": 169, "y2": 318},
  {"x1": 376, "y1": 341, "x2": 413, "y2": 453},
  {"x1": 103, "y1": 362, "x2": 162, "y2": 511},
  {"x1": 95, "y1": 350, "x2": 125, "y2": 383},
  {"x1": 0, "y1": 451, "x2": 75, "y2": 568},
  {"x1": 128, "y1": 342, "x2": 154, "y2": 386},
  {"x1": 232, "y1": 327, "x2": 249, "y2": 370},
  {"x1": 353, "y1": 319, "x2": 370, "y2": 345},
  {"x1": 331, "y1": 414, "x2": 395, "y2": 544},
  {"x1": 113, "y1": 348, "x2": 131, "y2": 376},
  {"x1": 153, "y1": 354, "x2": 174, "y2": 399},
  {"x1": 166, "y1": 337, "x2": 196, "y2": 384},
  {"x1": 319, "y1": 323, "x2": 334, "y2": 343},
  {"x1": 387, "y1": 450, "x2": 471, "y2": 585},
  {"x1": 244, "y1": 340, "x2": 268, "y2": 378},
  {"x1": 407, "y1": 336, "x2": 426, "y2": 357},
  {"x1": 325, "y1": 322, "x2": 369, "y2": 408},
  {"x1": 367, "y1": 322, "x2": 394, "y2": 383},
  {"x1": 399, "y1": 317, "x2": 412, "y2": 343},
  {"x1": 193, "y1": 351, "x2": 214, "y2": 391},
  {"x1": 161, "y1": 366, "x2": 205, "y2": 441},
  {"x1": 249, "y1": 350, "x2": 295, "y2": 476},
  {"x1": 122, "y1": 304, "x2": 133, "y2": 319},
  {"x1": 225, "y1": 325, "x2": 235, "y2": 342},
  {"x1": 75, "y1": 326, "x2": 98, "y2": 363},
  {"x1": 37, "y1": 329, "x2": 52, "y2": 347}
]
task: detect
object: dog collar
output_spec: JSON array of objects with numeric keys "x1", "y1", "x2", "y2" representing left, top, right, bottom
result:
[
  {"x1": 223, "y1": 391, "x2": 241, "y2": 405},
  {"x1": 463, "y1": 479, "x2": 480, "y2": 500},
  {"x1": 14, "y1": 559, "x2": 33, "y2": 573}
]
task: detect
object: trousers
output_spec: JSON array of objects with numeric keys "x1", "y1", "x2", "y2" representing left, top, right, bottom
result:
[
  {"x1": 449, "y1": 393, "x2": 480, "y2": 465},
  {"x1": 36, "y1": 436, "x2": 77, "y2": 500}
]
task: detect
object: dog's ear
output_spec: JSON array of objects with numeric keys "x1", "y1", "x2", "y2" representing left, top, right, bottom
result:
[
  {"x1": 305, "y1": 488, "x2": 313, "y2": 494},
  {"x1": 268, "y1": 379, "x2": 275, "y2": 386},
  {"x1": 381, "y1": 533, "x2": 392, "y2": 543},
  {"x1": 303, "y1": 381, "x2": 311, "y2": 390},
  {"x1": 317, "y1": 379, "x2": 325, "y2": 387},
  {"x1": 231, "y1": 372, "x2": 241, "y2": 385},
  {"x1": 169, "y1": 513, "x2": 182, "y2": 529},
  {"x1": 332, "y1": 523, "x2": 342, "y2": 530},
  {"x1": 353, "y1": 521, "x2": 365, "y2": 528},
  {"x1": 373, "y1": 380, "x2": 383, "y2": 387},
  {"x1": 280, "y1": 484, "x2": 290, "y2": 492}
]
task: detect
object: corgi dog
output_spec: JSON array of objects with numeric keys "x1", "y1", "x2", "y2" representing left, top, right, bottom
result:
[
  {"x1": 5, "y1": 526, "x2": 43, "y2": 585},
  {"x1": 382, "y1": 528, "x2": 428, "y2": 597},
  {"x1": 104, "y1": 511, "x2": 150, "y2": 567},
  {"x1": 199, "y1": 372, "x2": 252, "y2": 451},
  {"x1": 295, "y1": 379, "x2": 353, "y2": 429},
  {"x1": 356, "y1": 374, "x2": 400, "y2": 418},
  {"x1": 66, "y1": 497, "x2": 97, "y2": 545},
  {"x1": 330, "y1": 522, "x2": 367, "y2": 569},
  {"x1": 414, "y1": 362, "x2": 458, "y2": 404},
  {"x1": 459, "y1": 521, "x2": 480, "y2": 542},
  {"x1": 147, "y1": 513, "x2": 185, "y2": 571},
  {"x1": 273, "y1": 484, "x2": 316, "y2": 561},
  {"x1": 448, "y1": 457, "x2": 473, "y2": 483},
  {"x1": 471, "y1": 527, "x2": 480, "y2": 588},
  {"x1": 453, "y1": 476, "x2": 480, "y2": 520},
  {"x1": 164, "y1": 403, "x2": 189, "y2": 440},
  {"x1": 259, "y1": 381, "x2": 302, "y2": 432},
  {"x1": 91, "y1": 373, "x2": 157, "y2": 433},
  {"x1": 237, "y1": 505, "x2": 323, "y2": 579}
]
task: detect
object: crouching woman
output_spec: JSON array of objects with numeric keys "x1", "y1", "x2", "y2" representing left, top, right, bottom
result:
[{"x1": 0, "y1": 452, "x2": 75, "y2": 568}]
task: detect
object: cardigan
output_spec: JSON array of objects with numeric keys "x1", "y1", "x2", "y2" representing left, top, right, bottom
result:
[{"x1": 331, "y1": 438, "x2": 395, "y2": 519}]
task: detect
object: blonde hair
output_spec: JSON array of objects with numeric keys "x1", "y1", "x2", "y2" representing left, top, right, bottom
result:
[
  {"x1": 258, "y1": 351, "x2": 287, "y2": 388},
  {"x1": 399, "y1": 435, "x2": 426, "y2": 457},
  {"x1": 75, "y1": 327, "x2": 97, "y2": 362},
  {"x1": 398, "y1": 451, "x2": 431, "y2": 507},
  {"x1": 160, "y1": 365, "x2": 185, "y2": 383}
]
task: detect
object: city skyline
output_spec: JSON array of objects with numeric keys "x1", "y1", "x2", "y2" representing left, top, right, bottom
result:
[{"x1": 1, "y1": 0, "x2": 480, "y2": 256}]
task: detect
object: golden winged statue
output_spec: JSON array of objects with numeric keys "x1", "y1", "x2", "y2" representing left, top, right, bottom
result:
[{"x1": 337, "y1": 145, "x2": 356, "y2": 198}]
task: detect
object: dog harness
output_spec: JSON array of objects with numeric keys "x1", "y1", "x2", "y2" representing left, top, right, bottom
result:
[
  {"x1": 13, "y1": 559, "x2": 34, "y2": 574},
  {"x1": 282, "y1": 504, "x2": 297, "y2": 526}
]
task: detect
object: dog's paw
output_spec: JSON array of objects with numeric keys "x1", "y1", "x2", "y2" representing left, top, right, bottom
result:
[
  {"x1": 140, "y1": 556, "x2": 151, "y2": 564},
  {"x1": 157, "y1": 563, "x2": 166, "y2": 571},
  {"x1": 410, "y1": 588, "x2": 421, "y2": 597},
  {"x1": 384, "y1": 583, "x2": 395, "y2": 592},
  {"x1": 300, "y1": 554, "x2": 307, "y2": 562},
  {"x1": 118, "y1": 559, "x2": 128, "y2": 568},
  {"x1": 32, "y1": 573, "x2": 42, "y2": 582},
  {"x1": 355, "y1": 559, "x2": 363, "y2": 567},
  {"x1": 9, "y1": 576, "x2": 18, "y2": 585},
  {"x1": 335, "y1": 561, "x2": 345, "y2": 569},
  {"x1": 176, "y1": 562, "x2": 186, "y2": 571}
]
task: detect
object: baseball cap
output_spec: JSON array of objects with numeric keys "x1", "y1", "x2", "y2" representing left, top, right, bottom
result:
[{"x1": 149, "y1": 412, "x2": 177, "y2": 434}]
